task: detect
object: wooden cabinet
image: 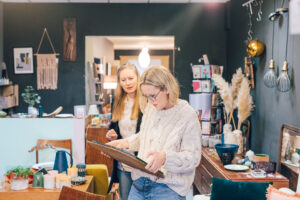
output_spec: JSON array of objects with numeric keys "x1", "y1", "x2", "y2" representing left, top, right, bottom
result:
[
  {"x1": 194, "y1": 147, "x2": 289, "y2": 194},
  {"x1": 85, "y1": 125, "x2": 113, "y2": 176}
]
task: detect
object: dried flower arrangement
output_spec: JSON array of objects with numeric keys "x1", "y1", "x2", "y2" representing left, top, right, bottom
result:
[{"x1": 212, "y1": 68, "x2": 254, "y2": 130}]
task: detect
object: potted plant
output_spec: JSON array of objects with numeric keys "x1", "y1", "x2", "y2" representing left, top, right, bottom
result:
[
  {"x1": 21, "y1": 86, "x2": 41, "y2": 116},
  {"x1": 6, "y1": 166, "x2": 33, "y2": 190}
]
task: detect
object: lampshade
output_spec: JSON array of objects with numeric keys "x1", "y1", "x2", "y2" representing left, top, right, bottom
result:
[
  {"x1": 103, "y1": 75, "x2": 117, "y2": 89},
  {"x1": 294, "y1": 136, "x2": 300, "y2": 149},
  {"x1": 88, "y1": 104, "x2": 99, "y2": 116},
  {"x1": 138, "y1": 47, "x2": 150, "y2": 69}
]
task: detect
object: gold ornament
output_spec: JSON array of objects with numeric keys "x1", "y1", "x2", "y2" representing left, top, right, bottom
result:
[{"x1": 246, "y1": 40, "x2": 265, "y2": 57}]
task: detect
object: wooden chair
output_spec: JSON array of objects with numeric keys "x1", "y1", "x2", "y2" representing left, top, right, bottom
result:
[
  {"x1": 36, "y1": 139, "x2": 72, "y2": 163},
  {"x1": 59, "y1": 186, "x2": 106, "y2": 200}
]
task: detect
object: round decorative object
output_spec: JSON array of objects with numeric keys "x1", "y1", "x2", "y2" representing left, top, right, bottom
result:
[
  {"x1": 246, "y1": 40, "x2": 265, "y2": 57},
  {"x1": 224, "y1": 164, "x2": 249, "y2": 172},
  {"x1": 71, "y1": 176, "x2": 87, "y2": 186},
  {"x1": 10, "y1": 179, "x2": 29, "y2": 191}
]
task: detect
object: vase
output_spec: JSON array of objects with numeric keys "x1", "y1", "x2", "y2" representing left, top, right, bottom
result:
[
  {"x1": 10, "y1": 179, "x2": 29, "y2": 190},
  {"x1": 233, "y1": 129, "x2": 243, "y2": 154},
  {"x1": 28, "y1": 106, "x2": 38, "y2": 117},
  {"x1": 223, "y1": 124, "x2": 232, "y2": 134}
]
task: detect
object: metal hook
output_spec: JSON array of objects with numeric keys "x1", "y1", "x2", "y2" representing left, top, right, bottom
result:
[{"x1": 256, "y1": 0, "x2": 263, "y2": 21}]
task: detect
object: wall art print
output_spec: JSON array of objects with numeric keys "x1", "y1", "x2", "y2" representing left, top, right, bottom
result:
[
  {"x1": 13, "y1": 47, "x2": 33, "y2": 74},
  {"x1": 63, "y1": 18, "x2": 76, "y2": 61}
]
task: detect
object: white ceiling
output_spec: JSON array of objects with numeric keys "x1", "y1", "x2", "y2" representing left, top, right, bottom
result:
[{"x1": 0, "y1": 0, "x2": 229, "y2": 3}]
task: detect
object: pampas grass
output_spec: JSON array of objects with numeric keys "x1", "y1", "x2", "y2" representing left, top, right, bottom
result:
[
  {"x1": 237, "y1": 77, "x2": 254, "y2": 130},
  {"x1": 212, "y1": 74, "x2": 233, "y2": 124},
  {"x1": 228, "y1": 68, "x2": 244, "y2": 129}
]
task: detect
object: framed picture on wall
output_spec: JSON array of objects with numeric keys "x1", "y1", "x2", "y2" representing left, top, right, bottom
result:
[
  {"x1": 63, "y1": 18, "x2": 76, "y2": 61},
  {"x1": 13, "y1": 47, "x2": 33, "y2": 74}
]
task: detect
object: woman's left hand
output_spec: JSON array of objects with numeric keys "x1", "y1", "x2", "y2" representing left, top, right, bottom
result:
[{"x1": 145, "y1": 152, "x2": 166, "y2": 173}]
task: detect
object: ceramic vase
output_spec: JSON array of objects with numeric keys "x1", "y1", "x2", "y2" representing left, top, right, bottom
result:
[
  {"x1": 233, "y1": 129, "x2": 243, "y2": 154},
  {"x1": 28, "y1": 106, "x2": 38, "y2": 117}
]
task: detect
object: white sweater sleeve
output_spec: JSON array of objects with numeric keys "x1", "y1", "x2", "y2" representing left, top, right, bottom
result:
[
  {"x1": 163, "y1": 118, "x2": 201, "y2": 173},
  {"x1": 127, "y1": 133, "x2": 140, "y2": 152}
]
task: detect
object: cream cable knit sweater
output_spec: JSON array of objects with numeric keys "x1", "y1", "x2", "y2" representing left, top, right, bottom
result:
[{"x1": 127, "y1": 99, "x2": 202, "y2": 196}]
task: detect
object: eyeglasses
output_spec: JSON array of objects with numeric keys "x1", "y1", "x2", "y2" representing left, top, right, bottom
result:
[{"x1": 143, "y1": 90, "x2": 161, "y2": 102}]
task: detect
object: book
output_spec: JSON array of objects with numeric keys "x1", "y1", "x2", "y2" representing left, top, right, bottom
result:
[{"x1": 87, "y1": 140, "x2": 165, "y2": 178}]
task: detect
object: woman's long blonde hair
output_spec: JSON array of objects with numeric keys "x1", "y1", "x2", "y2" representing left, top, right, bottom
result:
[
  {"x1": 139, "y1": 66, "x2": 180, "y2": 112},
  {"x1": 112, "y1": 64, "x2": 140, "y2": 122}
]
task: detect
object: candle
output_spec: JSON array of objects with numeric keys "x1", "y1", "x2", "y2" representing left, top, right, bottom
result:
[
  {"x1": 67, "y1": 168, "x2": 78, "y2": 178},
  {"x1": 44, "y1": 174, "x2": 55, "y2": 189}
]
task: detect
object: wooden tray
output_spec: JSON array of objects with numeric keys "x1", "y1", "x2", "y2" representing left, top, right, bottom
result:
[{"x1": 87, "y1": 140, "x2": 165, "y2": 178}]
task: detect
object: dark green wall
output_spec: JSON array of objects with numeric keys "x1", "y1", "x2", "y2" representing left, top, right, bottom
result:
[
  {"x1": 228, "y1": 0, "x2": 300, "y2": 162},
  {"x1": 0, "y1": 3, "x2": 3, "y2": 66},
  {"x1": 3, "y1": 3, "x2": 227, "y2": 114}
]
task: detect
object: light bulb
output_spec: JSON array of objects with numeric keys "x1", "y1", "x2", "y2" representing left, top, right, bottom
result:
[
  {"x1": 138, "y1": 47, "x2": 150, "y2": 69},
  {"x1": 276, "y1": 61, "x2": 291, "y2": 92},
  {"x1": 263, "y1": 59, "x2": 276, "y2": 88}
]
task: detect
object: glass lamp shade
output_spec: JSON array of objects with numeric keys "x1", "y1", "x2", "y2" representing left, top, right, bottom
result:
[
  {"x1": 276, "y1": 61, "x2": 291, "y2": 92},
  {"x1": 263, "y1": 68, "x2": 276, "y2": 88},
  {"x1": 263, "y1": 59, "x2": 276, "y2": 88}
]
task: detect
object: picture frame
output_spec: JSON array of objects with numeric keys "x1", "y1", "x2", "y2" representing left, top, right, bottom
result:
[
  {"x1": 200, "y1": 80, "x2": 211, "y2": 92},
  {"x1": 63, "y1": 18, "x2": 76, "y2": 62},
  {"x1": 13, "y1": 47, "x2": 33, "y2": 74}
]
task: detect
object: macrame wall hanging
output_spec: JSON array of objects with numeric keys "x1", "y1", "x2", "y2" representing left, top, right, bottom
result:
[{"x1": 34, "y1": 28, "x2": 59, "y2": 90}]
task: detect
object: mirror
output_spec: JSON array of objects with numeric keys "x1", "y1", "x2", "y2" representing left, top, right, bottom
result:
[{"x1": 85, "y1": 35, "x2": 175, "y2": 113}]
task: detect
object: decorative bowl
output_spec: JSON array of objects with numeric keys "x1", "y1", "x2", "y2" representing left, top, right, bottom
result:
[
  {"x1": 10, "y1": 179, "x2": 29, "y2": 190},
  {"x1": 215, "y1": 144, "x2": 239, "y2": 165}
]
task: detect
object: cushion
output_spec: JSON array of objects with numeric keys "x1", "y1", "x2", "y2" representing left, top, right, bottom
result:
[
  {"x1": 266, "y1": 185, "x2": 300, "y2": 200},
  {"x1": 210, "y1": 177, "x2": 271, "y2": 200},
  {"x1": 86, "y1": 164, "x2": 109, "y2": 195}
]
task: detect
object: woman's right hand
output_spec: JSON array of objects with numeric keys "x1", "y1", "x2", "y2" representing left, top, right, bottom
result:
[{"x1": 106, "y1": 129, "x2": 118, "y2": 141}]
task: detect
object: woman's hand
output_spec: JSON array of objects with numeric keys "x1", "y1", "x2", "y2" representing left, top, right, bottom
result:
[
  {"x1": 107, "y1": 139, "x2": 129, "y2": 149},
  {"x1": 106, "y1": 129, "x2": 118, "y2": 141},
  {"x1": 145, "y1": 152, "x2": 166, "y2": 173}
]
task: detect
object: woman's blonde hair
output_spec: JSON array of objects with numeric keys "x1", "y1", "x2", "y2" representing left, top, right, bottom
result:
[
  {"x1": 139, "y1": 66, "x2": 180, "y2": 111},
  {"x1": 112, "y1": 64, "x2": 140, "y2": 122}
]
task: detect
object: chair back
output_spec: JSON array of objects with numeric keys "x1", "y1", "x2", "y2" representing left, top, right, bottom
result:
[
  {"x1": 59, "y1": 186, "x2": 106, "y2": 200},
  {"x1": 36, "y1": 139, "x2": 72, "y2": 163}
]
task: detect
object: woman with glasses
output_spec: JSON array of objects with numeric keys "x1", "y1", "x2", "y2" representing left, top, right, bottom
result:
[
  {"x1": 108, "y1": 66, "x2": 201, "y2": 200},
  {"x1": 106, "y1": 64, "x2": 143, "y2": 200}
]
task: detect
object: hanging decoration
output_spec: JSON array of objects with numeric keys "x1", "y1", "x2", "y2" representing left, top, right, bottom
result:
[
  {"x1": 63, "y1": 18, "x2": 76, "y2": 62},
  {"x1": 242, "y1": 0, "x2": 265, "y2": 57},
  {"x1": 34, "y1": 28, "x2": 59, "y2": 90}
]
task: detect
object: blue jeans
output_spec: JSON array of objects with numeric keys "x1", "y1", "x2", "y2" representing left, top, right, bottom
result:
[
  {"x1": 117, "y1": 168, "x2": 133, "y2": 200},
  {"x1": 128, "y1": 177, "x2": 186, "y2": 200}
]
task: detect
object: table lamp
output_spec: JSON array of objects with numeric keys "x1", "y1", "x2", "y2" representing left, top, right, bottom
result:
[
  {"x1": 103, "y1": 75, "x2": 117, "y2": 109},
  {"x1": 88, "y1": 104, "x2": 99, "y2": 116}
]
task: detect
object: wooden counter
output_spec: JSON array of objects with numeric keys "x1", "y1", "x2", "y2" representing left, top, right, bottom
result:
[
  {"x1": 85, "y1": 125, "x2": 113, "y2": 176},
  {"x1": 194, "y1": 147, "x2": 289, "y2": 194},
  {"x1": 0, "y1": 175, "x2": 94, "y2": 200}
]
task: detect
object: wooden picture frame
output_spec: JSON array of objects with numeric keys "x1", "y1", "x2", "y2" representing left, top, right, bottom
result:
[
  {"x1": 13, "y1": 48, "x2": 33, "y2": 74},
  {"x1": 63, "y1": 18, "x2": 76, "y2": 61}
]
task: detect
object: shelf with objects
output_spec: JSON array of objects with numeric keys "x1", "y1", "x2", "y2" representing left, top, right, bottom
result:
[
  {"x1": 189, "y1": 59, "x2": 224, "y2": 147},
  {"x1": 0, "y1": 62, "x2": 19, "y2": 112}
]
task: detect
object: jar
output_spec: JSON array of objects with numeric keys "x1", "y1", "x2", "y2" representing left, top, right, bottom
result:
[
  {"x1": 291, "y1": 149, "x2": 300, "y2": 165},
  {"x1": 76, "y1": 164, "x2": 86, "y2": 177}
]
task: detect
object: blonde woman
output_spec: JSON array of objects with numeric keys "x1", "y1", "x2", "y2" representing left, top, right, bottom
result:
[
  {"x1": 106, "y1": 64, "x2": 143, "y2": 200},
  {"x1": 108, "y1": 66, "x2": 201, "y2": 200}
]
